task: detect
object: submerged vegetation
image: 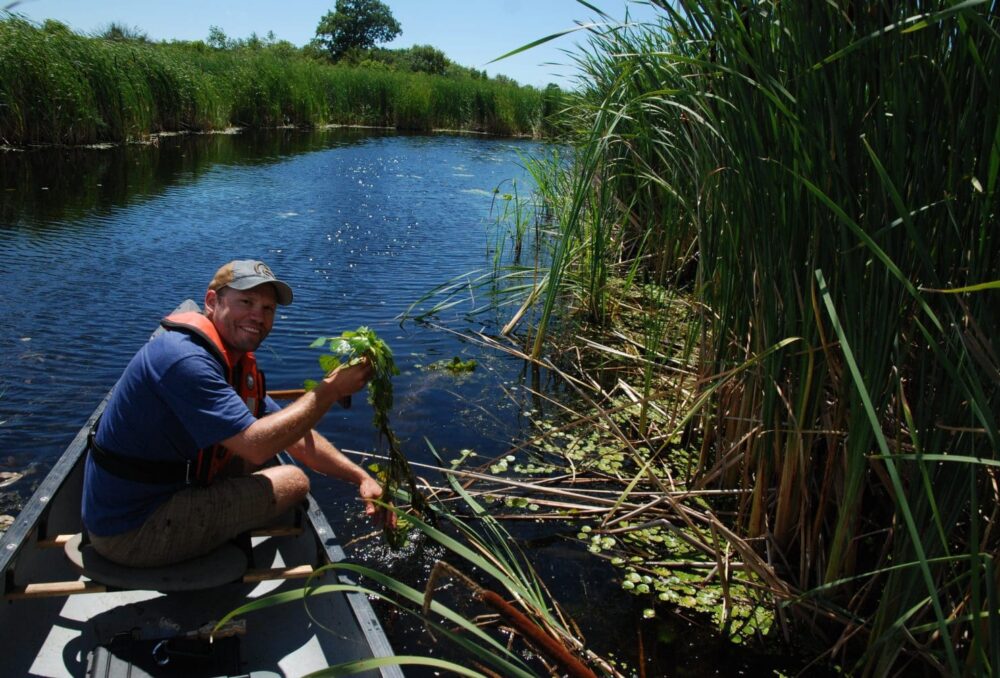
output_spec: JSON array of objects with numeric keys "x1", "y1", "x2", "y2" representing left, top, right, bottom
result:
[
  {"x1": 424, "y1": 356, "x2": 478, "y2": 374},
  {"x1": 0, "y1": 14, "x2": 551, "y2": 146},
  {"x1": 408, "y1": 1, "x2": 999, "y2": 674}
]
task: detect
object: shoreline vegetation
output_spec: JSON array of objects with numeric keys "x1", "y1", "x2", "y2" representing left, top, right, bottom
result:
[
  {"x1": 409, "y1": 1, "x2": 998, "y2": 674},
  {"x1": 0, "y1": 15, "x2": 561, "y2": 147}
]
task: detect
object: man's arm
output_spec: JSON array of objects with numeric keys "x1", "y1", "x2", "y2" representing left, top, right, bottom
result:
[
  {"x1": 286, "y1": 429, "x2": 387, "y2": 521},
  {"x1": 221, "y1": 361, "x2": 371, "y2": 466}
]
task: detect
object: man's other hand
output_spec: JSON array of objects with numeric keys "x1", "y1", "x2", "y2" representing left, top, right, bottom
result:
[{"x1": 359, "y1": 476, "x2": 398, "y2": 529}]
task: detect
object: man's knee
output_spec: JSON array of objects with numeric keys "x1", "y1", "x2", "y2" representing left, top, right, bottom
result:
[{"x1": 258, "y1": 465, "x2": 310, "y2": 508}]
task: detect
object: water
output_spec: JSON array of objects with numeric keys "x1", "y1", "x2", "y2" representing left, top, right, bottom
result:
[
  {"x1": 0, "y1": 129, "x2": 537, "y2": 487},
  {"x1": 0, "y1": 130, "x2": 818, "y2": 676}
]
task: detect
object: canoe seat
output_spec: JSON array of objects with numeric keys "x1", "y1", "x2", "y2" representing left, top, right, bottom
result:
[{"x1": 64, "y1": 534, "x2": 248, "y2": 592}]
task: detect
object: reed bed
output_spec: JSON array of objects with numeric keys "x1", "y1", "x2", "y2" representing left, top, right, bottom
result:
[
  {"x1": 449, "y1": 1, "x2": 999, "y2": 673},
  {"x1": 0, "y1": 15, "x2": 546, "y2": 145}
]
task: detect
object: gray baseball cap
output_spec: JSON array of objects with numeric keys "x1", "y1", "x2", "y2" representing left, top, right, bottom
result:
[{"x1": 208, "y1": 260, "x2": 293, "y2": 305}]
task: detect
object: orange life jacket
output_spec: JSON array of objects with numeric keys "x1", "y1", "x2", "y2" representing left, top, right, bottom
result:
[{"x1": 161, "y1": 311, "x2": 266, "y2": 485}]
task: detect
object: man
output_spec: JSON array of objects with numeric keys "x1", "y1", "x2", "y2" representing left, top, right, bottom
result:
[{"x1": 82, "y1": 259, "x2": 383, "y2": 567}]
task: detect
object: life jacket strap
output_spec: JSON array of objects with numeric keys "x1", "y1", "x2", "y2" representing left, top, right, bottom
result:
[{"x1": 89, "y1": 436, "x2": 192, "y2": 485}]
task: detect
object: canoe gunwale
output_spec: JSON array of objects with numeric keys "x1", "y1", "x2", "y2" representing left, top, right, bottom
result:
[
  {"x1": 0, "y1": 392, "x2": 108, "y2": 596},
  {"x1": 0, "y1": 300, "x2": 193, "y2": 594},
  {"x1": 294, "y1": 462, "x2": 400, "y2": 670}
]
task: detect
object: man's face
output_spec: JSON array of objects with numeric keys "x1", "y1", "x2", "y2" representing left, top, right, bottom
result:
[{"x1": 205, "y1": 285, "x2": 277, "y2": 356}]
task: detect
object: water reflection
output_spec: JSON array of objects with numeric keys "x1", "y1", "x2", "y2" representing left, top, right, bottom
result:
[{"x1": 0, "y1": 129, "x2": 390, "y2": 226}]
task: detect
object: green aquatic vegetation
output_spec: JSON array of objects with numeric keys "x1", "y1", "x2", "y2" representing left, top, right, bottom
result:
[
  {"x1": 512, "y1": 461, "x2": 556, "y2": 475},
  {"x1": 484, "y1": 450, "x2": 556, "y2": 477},
  {"x1": 618, "y1": 522, "x2": 696, "y2": 557},
  {"x1": 502, "y1": 496, "x2": 539, "y2": 511},
  {"x1": 529, "y1": 413, "x2": 668, "y2": 478},
  {"x1": 507, "y1": 405, "x2": 775, "y2": 644},
  {"x1": 424, "y1": 356, "x2": 477, "y2": 374},
  {"x1": 307, "y1": 327, "x2": 429, "y2": 548},
  {"x1": 589, "y1": 523, "x2": 774, "y2": 644},
  {"x1": 489, "y1": 454, "x2": 516, "y2": 474},
  {"x1": 448, "y1": 448, "x2": 477, "y2": 469}
]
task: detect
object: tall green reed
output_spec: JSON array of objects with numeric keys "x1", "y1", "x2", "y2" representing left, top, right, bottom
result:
[{"x1": 514, "y1": 1, "x2": 999, "y2": 671}]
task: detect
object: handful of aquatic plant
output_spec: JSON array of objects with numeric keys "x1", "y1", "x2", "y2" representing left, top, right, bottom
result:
[
  {"x1": 305, "y1": 328, "x2": 397, "y2": 416},
  {"x1": 306, "y1": 327, "x2": 428, "y2": 548}
]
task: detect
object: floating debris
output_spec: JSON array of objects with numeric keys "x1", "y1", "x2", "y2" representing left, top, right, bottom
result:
[{"x1": 0, "y1": 472, "x2": 22, "y2": 489}]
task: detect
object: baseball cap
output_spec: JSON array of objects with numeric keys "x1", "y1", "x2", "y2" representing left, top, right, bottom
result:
[{"x1": 208, "y1": 260, "x2": 293, "y2": 305}]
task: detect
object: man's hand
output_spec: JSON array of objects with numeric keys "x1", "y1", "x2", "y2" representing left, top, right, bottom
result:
[
  {"x1": 359, "y1": 476, "x2": 398, "y2": 528},
  {"x1": 324, "y1": 357, "x2": 373, "y2": 397}
]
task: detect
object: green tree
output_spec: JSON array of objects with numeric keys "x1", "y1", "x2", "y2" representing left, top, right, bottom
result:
[
  {"x1": 403, "y1": 45, "x2": 447, "y2": 75},
  {"x1": 99, "y1": 22, "x2": 148, "y2": 42},
  {"x1": 207, "y1": 25, "x2": 230, "y2": 49},
  {"x1": 315, "y1": 0, "x2": 401, "y2": 59}
]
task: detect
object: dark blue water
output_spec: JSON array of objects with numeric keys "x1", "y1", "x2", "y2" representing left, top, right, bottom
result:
[{"x1": 0, "y1": 129, "x2": 541, "y2": 514}]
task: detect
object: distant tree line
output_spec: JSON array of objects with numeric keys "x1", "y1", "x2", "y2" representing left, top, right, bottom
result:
[
  {"x1": 118, "y1": 0, "x2": 519, "y2": 84},
  {"x1": 0, "y1": 10, "x2": 568, "y2": 145},
  {"x1": 92, "y1": 0, "x2": 559, "y2": 100},
  {"x1": 304, "y1": 0, "x2": 490, "y2": 79}
]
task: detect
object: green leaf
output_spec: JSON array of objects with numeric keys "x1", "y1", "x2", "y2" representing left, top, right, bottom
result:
[
  {"x1": 921, "y1": 280, "x2": 1000, "y2": 294},
  {"x1": 330, "y1": 338, "x2": 353, "y2": 354},
  {"x1": 318, "y1": 354, "x2": 341, "y2": 373},
  {"x1": 488, "y1": 23, "x2": 603, "y2": 64}
]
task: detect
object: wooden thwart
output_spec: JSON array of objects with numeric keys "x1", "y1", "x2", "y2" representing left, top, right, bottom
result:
[
  {"x1": 6, "y1": 565, "x2": 318, "y2": 600},
  {"x1": 243, "y1": 565, "x2": 316, "y2": 583},
  {"x1": 36, "y1": 534, "x2": 74, "y2": 549},
  {"x1": 252, "y1": 525, "x2": 305, "y2": 538},
  {"x1": 6, "y1": 580, "x2": 107, "y2": 600},
  {"x1": 267, "y1": 388, "x2": 306, "y2": 400},
  {"x1": 37, "y1": 523, "x2": 304, "y2": 550}
]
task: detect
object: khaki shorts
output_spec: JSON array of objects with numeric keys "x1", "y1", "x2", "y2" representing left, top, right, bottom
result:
[{"x1": 89, "y1": 472, "x2": 282, "y2": 567}]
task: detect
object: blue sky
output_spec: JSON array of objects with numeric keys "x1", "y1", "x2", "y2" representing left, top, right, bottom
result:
[{"x1": 4, "y1": 0, "x2": 663, "y2": 87}]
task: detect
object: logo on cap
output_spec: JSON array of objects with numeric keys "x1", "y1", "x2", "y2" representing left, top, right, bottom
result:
[{"x1": 254, "y1": 262, "x2": 275, "y2": 279}]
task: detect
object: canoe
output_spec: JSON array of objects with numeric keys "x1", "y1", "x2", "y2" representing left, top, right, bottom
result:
[{"x1": 0, "y1": 300, "x2": 402, "y2": 678}]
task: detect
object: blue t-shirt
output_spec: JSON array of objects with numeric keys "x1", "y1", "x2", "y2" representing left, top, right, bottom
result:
[{"x1": 82, "y1": 329, "x2": 279, "y2": 536}]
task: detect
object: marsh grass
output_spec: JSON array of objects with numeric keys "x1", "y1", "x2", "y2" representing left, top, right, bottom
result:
[
  {"x1": 451, "y1": 0, "x2": 1000, "y2": 673},
  {"x1": 0, "y1": 15, "x2": 546, "y2": 145}
]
